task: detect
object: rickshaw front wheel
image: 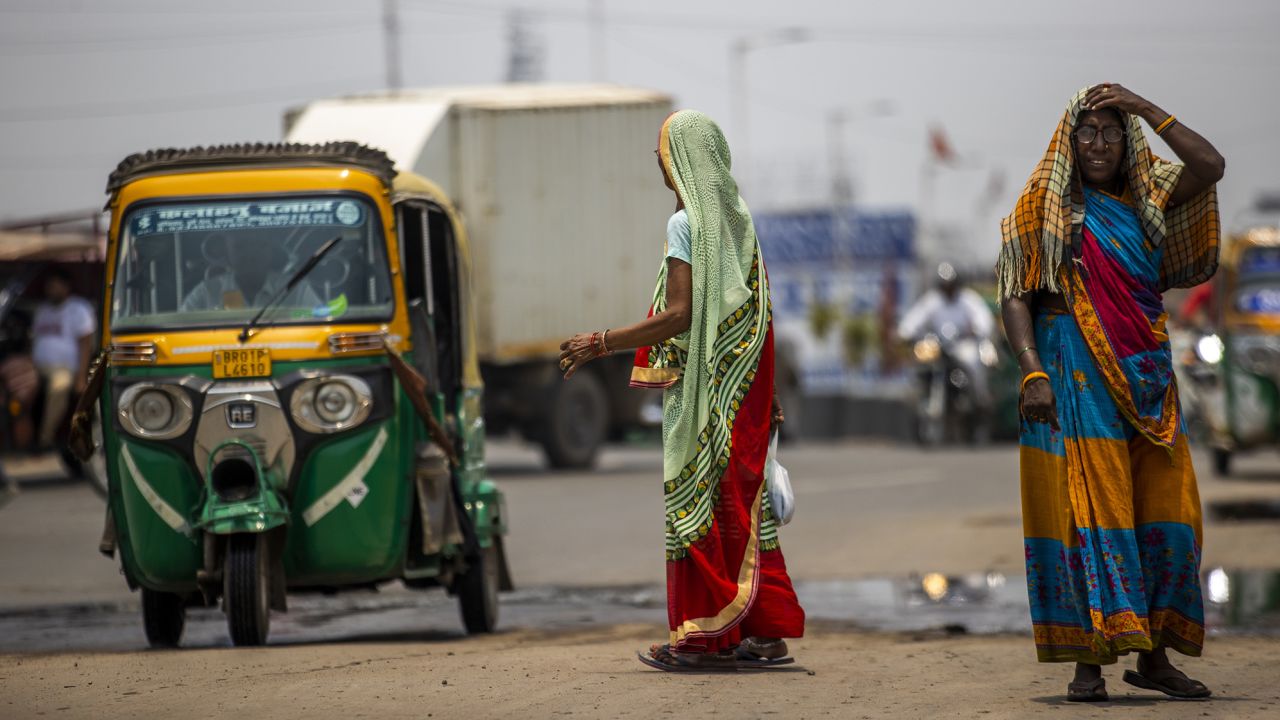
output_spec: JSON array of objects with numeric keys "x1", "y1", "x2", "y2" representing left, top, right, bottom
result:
[
  {"x1": 224, "y1": 533, "x2": 271, "y2": 646},
  {"x1": 457, "y1": 544, "x2": 500, "y2": 634},
  {"x1": 141, "y1": 588, "x2": 185, "y2": 648}
]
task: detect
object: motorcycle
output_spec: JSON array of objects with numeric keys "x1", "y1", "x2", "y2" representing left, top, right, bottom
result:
[{"x1": 911, "y1": 323, "x2": 999, "y2": 447}]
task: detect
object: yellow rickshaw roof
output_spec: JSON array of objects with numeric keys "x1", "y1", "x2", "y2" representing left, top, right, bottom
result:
[
  {"x1": 1224, "y1": 226, "x2": 1280, "y2": 266},
  {"x1": 106, "y1": 143, "x2": 396, "y2": 195},
  {"x1": 389, "y1": 171, "x2": 450, "y2": 207}
]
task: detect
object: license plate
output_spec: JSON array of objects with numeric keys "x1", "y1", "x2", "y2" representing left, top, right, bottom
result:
[{"x1": 212, "y1": 348, "x2": 272, "y2": 379}]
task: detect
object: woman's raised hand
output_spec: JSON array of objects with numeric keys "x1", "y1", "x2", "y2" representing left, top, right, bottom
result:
[{"x1": 1084, "y1": 83, "x2": 1151, "y2": 116}]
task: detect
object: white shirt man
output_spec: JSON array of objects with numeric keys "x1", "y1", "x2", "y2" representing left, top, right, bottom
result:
[
  {"x1": 897, "y1": 286, "x2": 995, "y2": 342},
  {"x1": 31, "y1": 271, "x2": 96, "y2": 447}
]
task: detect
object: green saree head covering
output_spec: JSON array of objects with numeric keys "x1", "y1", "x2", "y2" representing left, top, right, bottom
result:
[{"x1": 630, "y1": 109, "x2": 773, "y2": 557}]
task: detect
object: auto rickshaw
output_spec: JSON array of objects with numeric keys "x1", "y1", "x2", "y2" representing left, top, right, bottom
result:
[
  {"x1": 93, "y1": 143, "x2": 511, "y2": 647},
  {"x1": 1200, "y1": 225, "x2": 1280, "y2": 475}
]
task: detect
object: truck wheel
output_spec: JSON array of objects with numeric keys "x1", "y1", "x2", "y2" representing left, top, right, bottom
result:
[
  {"x1": 457, "y1": 544, "x2": 500, "y2": 634},
  {"x1": 1213, "y1": 448, "x2": 1232, "y2": 477},
  {"x1": 224, "y1": 534, "x2": 271, "y2": 646},
  {"x1": 141, "y1": 588, "x2": 185, "y2": 648},
  {"x1": 541, "y1": 371, "x2": 607, "y2": 469}
]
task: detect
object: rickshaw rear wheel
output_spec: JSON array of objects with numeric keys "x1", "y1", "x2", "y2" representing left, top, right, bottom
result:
[
  {"x1": 141, "y1": 588, "x2": 185, "y2": 648},
  {"x1": 225, "y1": 533, "x2": 271, "y2": 646},
  {"x1": 457, "y1": 544, "x2": 500, "y2": 634}
]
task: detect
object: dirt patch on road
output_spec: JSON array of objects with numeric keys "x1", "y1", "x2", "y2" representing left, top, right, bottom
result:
[{"x1": 3, "y1": 623, "x2": 1278, "y2": 719}]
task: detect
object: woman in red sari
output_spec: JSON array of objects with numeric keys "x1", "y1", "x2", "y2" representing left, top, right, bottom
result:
[{"x1": 559, "y1": 109, "x2": 806, "y2": 670}]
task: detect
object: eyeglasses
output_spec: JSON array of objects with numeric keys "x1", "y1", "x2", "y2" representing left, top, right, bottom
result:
[{"x1": 1073, "y1": 126, "x2": 1126, "y2": 145}]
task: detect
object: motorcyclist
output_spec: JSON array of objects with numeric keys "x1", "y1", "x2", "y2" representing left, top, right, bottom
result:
[{"x1": 898, "y1": 263, "x2": 996, "y2": 412}]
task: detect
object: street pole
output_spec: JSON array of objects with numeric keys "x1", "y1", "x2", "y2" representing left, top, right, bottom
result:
[
  {"x1": 383, "y1": 0, "x2": 402, "y2": 91},
  {"x1": 728, "y1": 28, "x2": 809, "y2": 195},
  {"x1": 826, "y1": 109, "x2": 854, "y2": 208},
  {"x1": 729, "y1": 38, "x2": 748, "y2": 179}
]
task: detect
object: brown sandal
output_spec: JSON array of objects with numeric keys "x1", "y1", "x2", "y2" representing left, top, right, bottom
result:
[
  {"x1": 1122, "y1": 669, "x2": 1211, "y2": 699},
  {"x1": 1066, "y1": 677, "x2": 1109, "y2": 702},
  {"x1": 734, "y1": 638, "x2": 796, "y2": 668},
  {"x1": 637, "y1": 644, "x2": 738, "y2": 672}
]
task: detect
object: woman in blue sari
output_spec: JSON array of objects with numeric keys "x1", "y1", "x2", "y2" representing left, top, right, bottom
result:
[{"x1": 997, "y1": 84, "x2": 1224, "y2": 702}]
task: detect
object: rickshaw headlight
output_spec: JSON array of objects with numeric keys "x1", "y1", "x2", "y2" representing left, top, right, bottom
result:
[
  {"x1": 1195, "y1": 334, "x2": 1224, "y2": 365},
  {"x1": 117, "y1": 384, "x2": 193, "y2": 440},
  {"x1": 291, "y1": 375, "x2": 372, "y2": 433},
  {"x1": 133, "y1": 390, "x2": 174, "y2": 431},
  {"x1": 315, "y1": 382, "x2": 357, "y2": 423}
]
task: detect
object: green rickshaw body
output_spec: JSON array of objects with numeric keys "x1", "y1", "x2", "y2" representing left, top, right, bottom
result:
[
  {"x1": 98, "y1": 144, "x2": 508, "y2": 645},
  {"x1": 1205, "y1": 227, "x2": 1280, "y2": 473}
]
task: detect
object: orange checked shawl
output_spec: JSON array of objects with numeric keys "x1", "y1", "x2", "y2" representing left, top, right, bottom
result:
[{"x1": 996, "y1": 87, "x2": 1220, "y2": 301}]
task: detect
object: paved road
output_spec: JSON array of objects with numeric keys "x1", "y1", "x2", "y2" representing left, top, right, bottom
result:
[
  {"x1": 7, "y1": 439, "x2": 1279, "y2": 611},
  {"x1": 490, "y1": 439, "x2": 1280, "y2": 588},
  {"x1": 3, "y1": 440, "x2": 1278, "y2": 717}
]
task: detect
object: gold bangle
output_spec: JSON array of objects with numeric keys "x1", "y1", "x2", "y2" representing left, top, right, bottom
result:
[
  {"x1": 1153, "y1": 115, "x2": 1177, "y2": 135},
  {"x1": 1021, "y1": 371, "x2": 1050, "y2": 393},
  {"x1": 1016, "y1": 345, "x2": 1037, "y2": 359}
]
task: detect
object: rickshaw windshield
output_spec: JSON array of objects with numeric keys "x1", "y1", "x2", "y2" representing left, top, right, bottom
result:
[
  {"x1": 1234, "y1": 246, "x2": 1280, "y2": 316},
  {"x1": 111, "y1": 195, "x2": 393, "y2": 331}
]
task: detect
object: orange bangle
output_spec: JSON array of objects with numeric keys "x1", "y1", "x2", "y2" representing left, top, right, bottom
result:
[
  {"x1": 1153, "y1": 115, "x2": 1177, "y2": 135},
  {"x1": 1021, "y1": 371, "x2": 1050, "y2": 394}
]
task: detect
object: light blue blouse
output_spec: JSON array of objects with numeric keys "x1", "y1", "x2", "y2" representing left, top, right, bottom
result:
[{"x1": 665, "y1": 209, "x2": 691, "y2": 265}]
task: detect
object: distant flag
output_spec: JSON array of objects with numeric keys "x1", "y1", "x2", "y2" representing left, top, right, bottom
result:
[{"x1": 928, "y1": 125, "x2": 957, "y2": 165}]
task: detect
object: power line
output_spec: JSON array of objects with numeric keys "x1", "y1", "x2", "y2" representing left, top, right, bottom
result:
[{"x1": 401, "y1": 0, "x2": 1278, "y2": 49}]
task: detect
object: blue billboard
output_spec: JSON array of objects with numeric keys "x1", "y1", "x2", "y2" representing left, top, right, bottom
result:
[{"x1": 754, "y1": 208, "x2": 915, "y2": 266}]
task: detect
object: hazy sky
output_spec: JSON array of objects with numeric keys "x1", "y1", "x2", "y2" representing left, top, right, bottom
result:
[{"x1": 2, "y1": 0, "x2": 1277, "y2": 262}]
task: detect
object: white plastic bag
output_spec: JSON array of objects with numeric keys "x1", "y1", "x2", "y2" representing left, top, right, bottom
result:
[{"x1": 765, "y1": 430, "x2": 795, "y2": 526}]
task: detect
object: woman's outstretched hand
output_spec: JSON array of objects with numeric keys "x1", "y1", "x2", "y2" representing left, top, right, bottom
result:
[
  {"x1": 1020, "y1": 378, "x2": 1061, "y2": 433},
  {"x1": 559, "y1": 333, "x2": 600, "y2": 379}
]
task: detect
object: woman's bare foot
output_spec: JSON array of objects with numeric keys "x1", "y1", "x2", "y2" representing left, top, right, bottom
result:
[{"x1": 1073, "y1": 662, "x2": 1102, "y2": 683}]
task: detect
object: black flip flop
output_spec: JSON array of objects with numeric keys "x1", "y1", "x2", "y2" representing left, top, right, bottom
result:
[
  {"x1": 733, "y1": 645, "x2": 797, "y2": 669},
  {"x1": 1122, "y1": 669, "x2": 1211, "y2": 699},
  {"x1": 1066, "y1": 677, "x2": 1108, "y2": 702},
  {"x1": 636, "y1": 645, "x2": 738, "y2": 673}
]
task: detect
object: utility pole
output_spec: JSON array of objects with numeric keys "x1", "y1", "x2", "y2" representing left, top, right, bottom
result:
[
  {"x1": 590, "y1": 0, "x2": 607, "y2": 82},
  {"x1": 728, "y1": 28, "x2": 810, "y2": 193},
  {"x1": 383, "y1": 0, "x2": 402, "y2": 91},
  {"x1": 506, "y1": 8, "x2": 545, "y2": 83},
  {"x1": 826, "y1": 109, "x2": 854, "y2": 207}
]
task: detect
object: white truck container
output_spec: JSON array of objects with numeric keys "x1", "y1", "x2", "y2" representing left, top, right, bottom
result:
[{"x1": 286, "y1": 85, "x2": 675, "y2": 467}]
